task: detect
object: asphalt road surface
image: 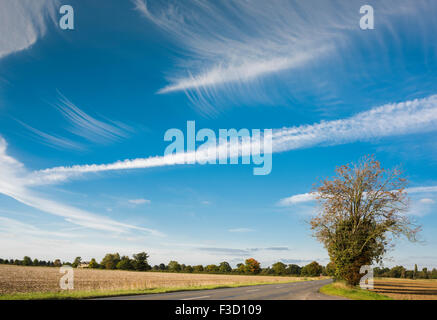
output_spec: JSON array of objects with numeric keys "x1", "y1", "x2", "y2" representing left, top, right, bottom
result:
[{"x1": 98, "y1": 279, "x2": 347, "y2": 300}]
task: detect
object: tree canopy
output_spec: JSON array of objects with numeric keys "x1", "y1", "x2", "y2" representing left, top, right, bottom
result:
[{"x1": 310, "y1": 156, "x2": 420, "y2": 285}]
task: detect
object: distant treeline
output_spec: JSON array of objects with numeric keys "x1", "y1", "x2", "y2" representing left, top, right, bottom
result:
[
  {"x1": 1, "y1": 254, "x2": 436, "y2": 279},
  {"x1": 374, "y1": 265, "x2": 437, "y2": 279}
]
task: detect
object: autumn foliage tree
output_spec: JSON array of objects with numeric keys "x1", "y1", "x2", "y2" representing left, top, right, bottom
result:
[
  {"x1": 310, "y1": 156, "x2": 420, "y2": 286},
  {"x1": 245, "y1": 258, "x2": 261, "y2": 274}
]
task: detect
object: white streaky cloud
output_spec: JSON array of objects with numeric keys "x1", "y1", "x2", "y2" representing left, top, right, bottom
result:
[
  {"x1": 228, "y1": 228, "x2": 255, "y2": 233},
  {"x1": 280, "y1": 188, "x2": 437, "y2": 207},
  {"x1": 278, "y1": 193, "x2": 317, "y2": 206},
  {"x1": 406, "y1": 186, "x2": 437, "y2": 194},
  {"x1": 28, "y1": 94, "x2": 437, "y2": 185},
  {"x1": 419, "y1": 198, "x2": 435, "y2": 204},
  {"x1": 128, "y1": 199, "x2": 151, "y2": 205},
  {"x1": 271, "y1": 95, "x2": 437, "y2": 153},
  {"x1": 54, "y1": 91, "x2": 132, "y2": 144},
  {"x1": 0, "y1": 216, "x2": 77, "y2": 239},
  {"x1": 0, "y1": 0, "x2": 58, "y2": 58},
  {"x1": 407, "y1": 197, "x2": 437, "y2": 217},
  {"x1": 0, "y1": 137, "x2": 163, "y2": 236},
  {"x1": 158, "y1": 51, "x2": 328, "y2": 94}
]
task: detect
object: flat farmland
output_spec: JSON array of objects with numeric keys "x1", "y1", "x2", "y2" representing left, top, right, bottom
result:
[
  {"x1": 372, "y1": 278, "x2": 437, "y2": 300},
  {"x1": 0, "y1": 265, "x2": 312, "y2": 296}
]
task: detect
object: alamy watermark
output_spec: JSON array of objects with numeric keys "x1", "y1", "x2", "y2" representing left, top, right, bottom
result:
[
  {"x1": 360, "y1": 5, "x2": 374, "y2": 30},
  {"x1": 359, "y1": 265, "x2": 374, "y2": 290},
  {"x1": 59, "y1": 5, "x2": 74, "y2": 30},
  {"x1": 164, "y1": 121, "x2": 272, "y2": 175},
  {"x1": 60, "y1": 265, "x2": 74, "y2": 290},
  {"x1": 57, "y1": 4, "x2": 374, "y2": 31}
]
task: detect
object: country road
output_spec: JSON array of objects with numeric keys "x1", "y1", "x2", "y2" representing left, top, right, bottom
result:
[{"x1": 97, "y1": 279, "x2": 347, "y2": 300}]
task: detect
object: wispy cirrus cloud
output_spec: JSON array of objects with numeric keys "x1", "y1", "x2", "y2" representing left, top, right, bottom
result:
[
  {"x1": 54, "y1": 91, "x2": 133, "y2": 144},
  {"x1": 197, "y1": 246, "x2": 289, "y2": 256},
  {"x1": 134, "y1": 0, "x2": 352, "y2": 91},
  {"x1": 278, "y1": 186, "x2": 437, "y2": 206},
  {"x1": 228, "y1": 228, "x2": 255, "y2": 233},
  {"x1": 26, "y1": 94, "x2": 437, "y2": 185},
  {"x1": 134, "y1": 0, "x2": 345, "y2": 112},
  {"x1": 0, "y1": 137, "x2": 163, "y2": 236},
  {"x1": 281, "y1": 258, "x2": 324, "y2": 265},
  {"x1": 0, "y1": 216, "x2": 76, "y2": 239},
  {"x1": 128, "y1": 199, "x2": 151, "y2": 205},
  {"x1": 278, "y1": 184, "x2": 437, "y2": 217},
  {"x1": 16, "y1": 120, "x2": 84, "y2": 151},
  {"x1": 16, "y1": 91, "x2": 133, "y2": 150},
  {"x1": 134, "y1": 0, "x2": 432, "y2": 114},
  {"x1": 278, "y1": 193, "x2": 316, "y2": 206},
  {"x1": 419, "y1": 198, "x2": 435, "y2": 204},
  {"x1": 0, "y1": 0, "x2": 58, "y2": 59},
  {"x1": 406, "y1": 186, "x2": 437, "y2": 194}
]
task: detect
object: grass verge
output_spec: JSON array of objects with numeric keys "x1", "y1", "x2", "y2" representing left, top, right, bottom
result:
[
  {"x1": 1, "y1": 279, "x2": 313, "y2": 300},
  {"x1": 320, "y1": 281, "x2": 392, "y2": 300}
]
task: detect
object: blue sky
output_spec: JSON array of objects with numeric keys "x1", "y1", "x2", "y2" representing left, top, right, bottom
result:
[{"x1": 1, "y1": 0, "x2": 437, "y2": 269}]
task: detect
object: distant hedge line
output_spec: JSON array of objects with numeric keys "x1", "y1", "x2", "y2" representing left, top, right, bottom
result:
[{"x1": 1, "y1": 254, "x2": 435, "y2": 279}]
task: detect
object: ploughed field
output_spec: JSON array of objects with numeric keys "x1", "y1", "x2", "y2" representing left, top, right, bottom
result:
[
  {"x1": 0, "y1": 265, "x2": 310, "y2": 295},
  {"x1": 372, "y1": 278, "x2": 437, "y2": 300}
]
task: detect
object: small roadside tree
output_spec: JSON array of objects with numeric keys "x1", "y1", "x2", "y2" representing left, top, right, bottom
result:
[
  {"x1": 53, "y1": 259, "x2": 62, "y2": 267},
  {"x1": 389, "y1": 266, "x2": 405, "y2": 278},
  {"x1": 272, "y1": 262, "x2": 287, "y2": 275},
  {"x1": 72, "y1": 257, "x2": 82, "y2": 268},
  {"x1": 205, "y1": 264, "x2": 219, "y2": 273},
  {"x1": 168, "y1": 261, "x2": 181, "y2": 272},
  {"x1": 310, "y1": 156, "x2": 420, "y2": 286},
  {"x1": 159, "y1": 263, "x2": 167, "y2": 271},
  {"x1": 261, "y1": 267, "x2": 274, "y2": 275},
  {"x1": 421, "y1": 267, "x2": 429, "y2": 279},
  {"x1": 193, "y1": 265, "x2": 204, "y2": 273},
  {"x1": 236, "y1": 263, "x2": 245, "y2": 274},
  {"x1": 89, "y1": 258, "x2": 99, "y2": 268},
  {"x1": 301, "y1": 261, "x2": 323, "y2": 277},
  {"x1": 219, "y1": 262, "x2": 232, "y2": 273},
  {"x1": 286, "y1": 264, "x2": 301, "y2": 276},
  {"x1": 116, "y1": 256, "x2": 134, "y2": 270},
  {"x1": 22, "y1": 256, "x2": 32, "y2": 266},
  {"x1": 101, "y1": 253, "x2": 121, "y2": 270},
  {"x1": 326, "y1": 262, "x2": 336, "y2": 277},
  {"x1": 132, "y1": 252, "x2": 150, "y2": 271}
]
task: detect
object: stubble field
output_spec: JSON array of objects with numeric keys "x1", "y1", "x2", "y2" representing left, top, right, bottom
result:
[
  {"x1": 0, "y1": 265, "x2": 311, "y2": 296},
  {"x1": 372, "y1": 278, "x2": 437, "y2": 300}
]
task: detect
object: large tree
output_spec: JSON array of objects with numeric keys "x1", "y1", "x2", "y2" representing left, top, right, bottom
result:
[{"x1": 310, "y1": 156, "x2": 420, "y2": 286}]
